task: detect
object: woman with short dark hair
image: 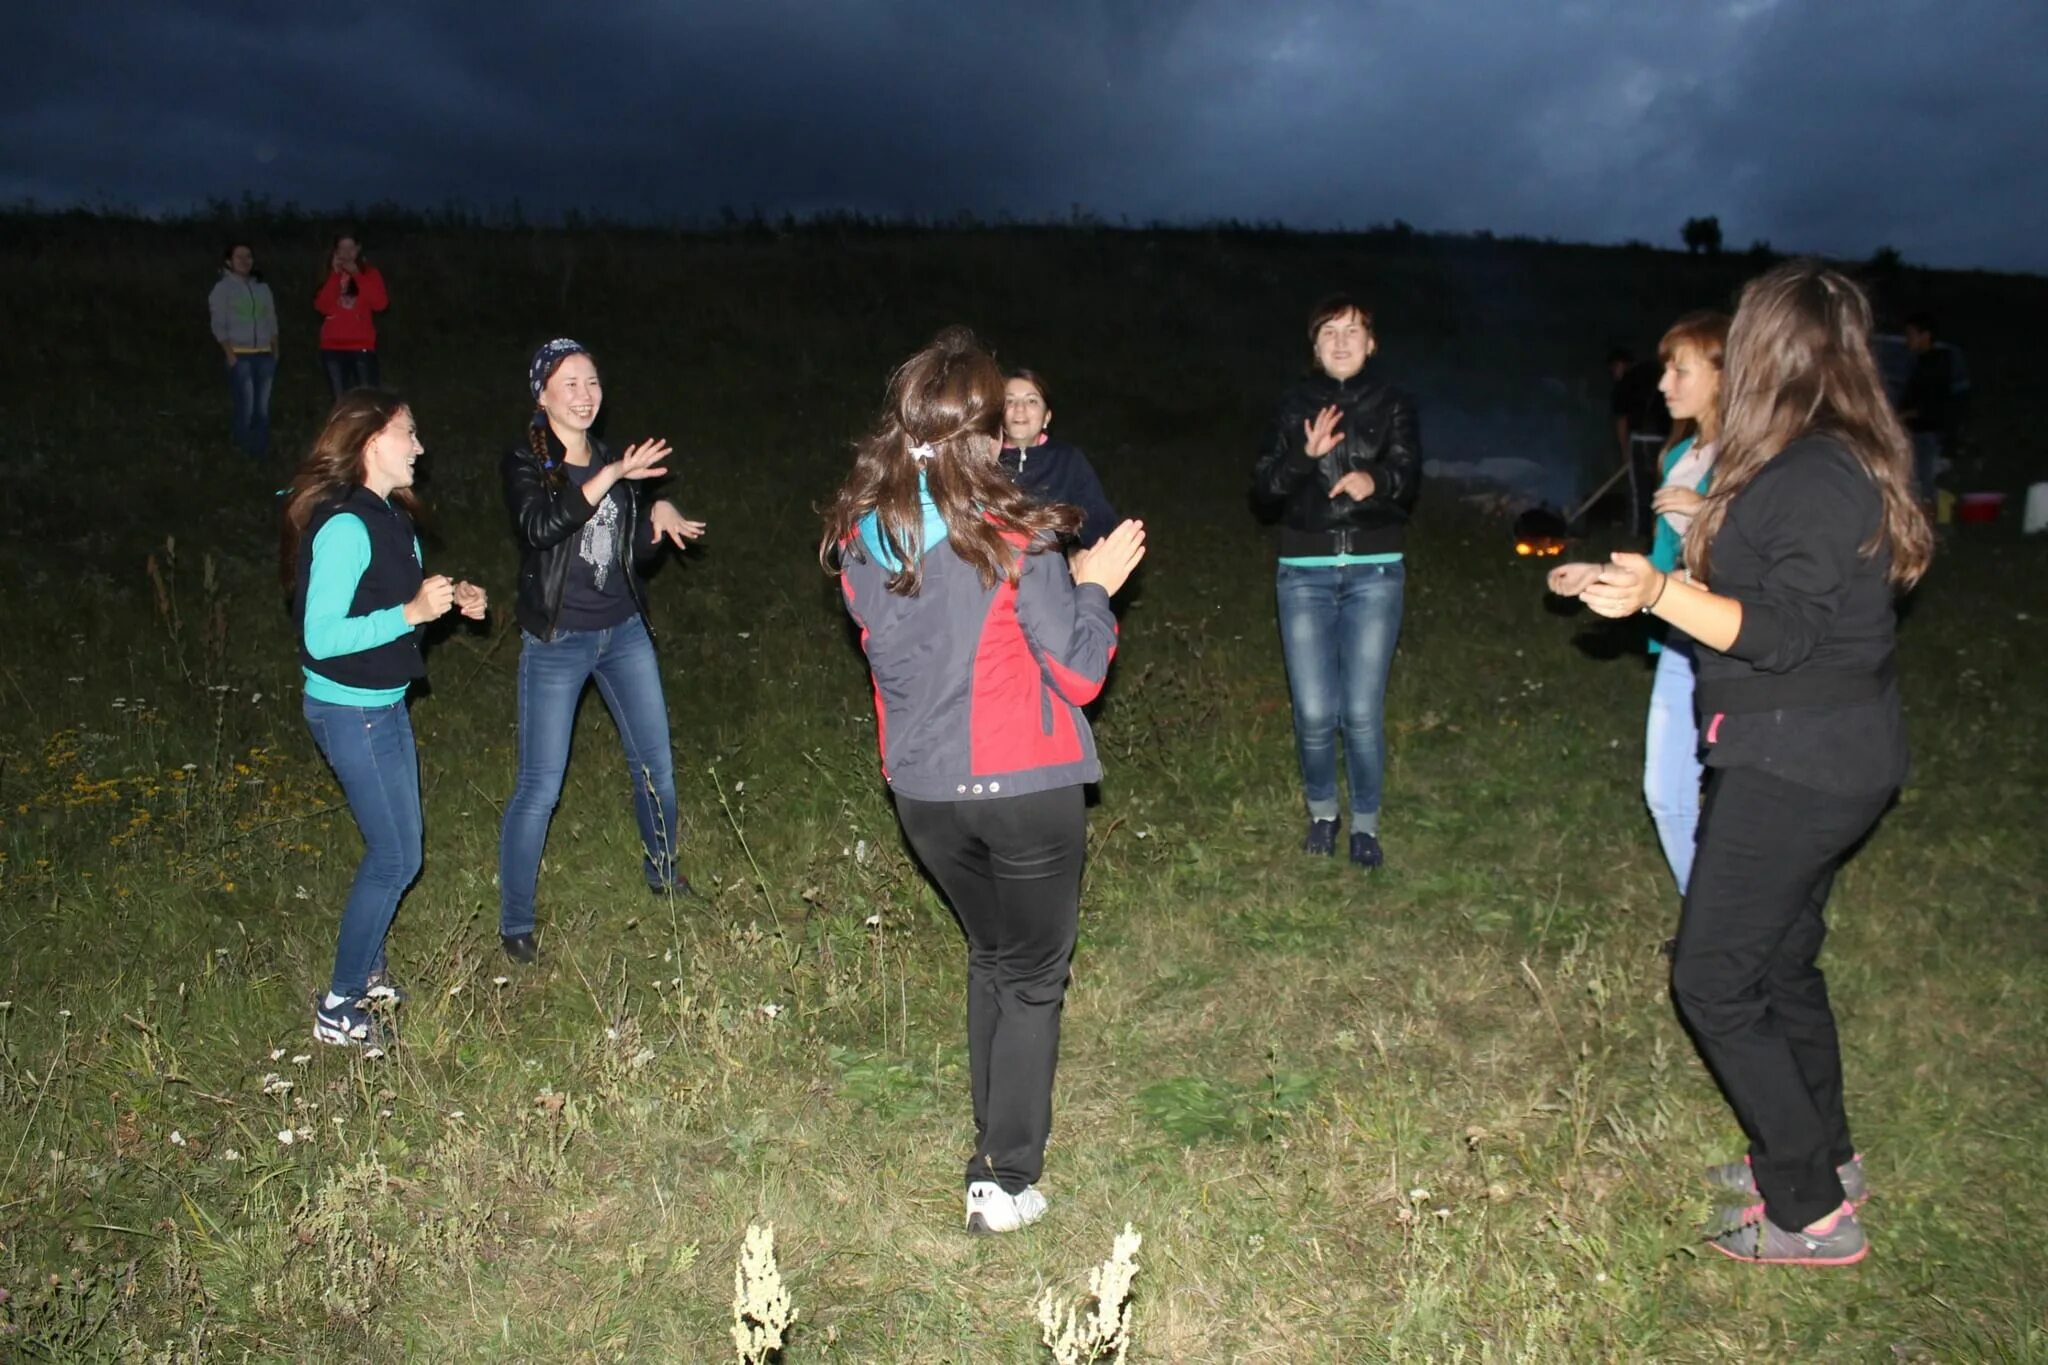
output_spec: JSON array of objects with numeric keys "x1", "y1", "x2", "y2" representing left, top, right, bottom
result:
[{"x1": 1251, "y1": 295, "x2": 1421, "y2": 868}]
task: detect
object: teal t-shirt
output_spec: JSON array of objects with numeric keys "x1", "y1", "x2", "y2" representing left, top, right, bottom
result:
[{"x1": 1648, "y1": 436, "x2": 1712, "y2": 655}]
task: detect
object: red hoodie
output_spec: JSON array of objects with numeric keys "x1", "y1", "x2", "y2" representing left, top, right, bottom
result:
[{"x1": 314, "y1": 267, "x2": 389, "y2": 350}]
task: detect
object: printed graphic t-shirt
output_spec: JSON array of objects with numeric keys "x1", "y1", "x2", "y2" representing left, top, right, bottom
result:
[{"x1": 556, "y1": 461, "x2": 637, "y2": 632}]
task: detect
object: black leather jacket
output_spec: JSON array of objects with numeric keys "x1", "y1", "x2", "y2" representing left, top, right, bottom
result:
[
  {"x1": 1251, "y1": 372, "x2": 1421, "y2": 558},
  {"x1": 501, "y1": 431, "x2": 658, "y2": 641}
]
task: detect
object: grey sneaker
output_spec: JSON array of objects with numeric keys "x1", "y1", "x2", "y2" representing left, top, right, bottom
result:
[
  {"x1": 1705, "y1": 1200, "x2": 1867, "y2": 1266},
  {"x1": 1704, "y1": 1153, "x2": 1867, "y2": 1208},
  {"x1": 965, "y1": 1181, "x2": 1048, "y2": 1235}
]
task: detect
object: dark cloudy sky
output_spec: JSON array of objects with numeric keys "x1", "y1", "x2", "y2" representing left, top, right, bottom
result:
[{"x1": 7, "y1": 1, "x2": 2044, "y2": 272}]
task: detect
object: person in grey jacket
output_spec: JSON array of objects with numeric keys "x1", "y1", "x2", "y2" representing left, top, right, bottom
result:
[
  {"x1": 208, "y1": 241, "x2": 280, "y2": 459},
  {"x1": 822, "y1": 326, "x2": 1145, "y2": 1235}
]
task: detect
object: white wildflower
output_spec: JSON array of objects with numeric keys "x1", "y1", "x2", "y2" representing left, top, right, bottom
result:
[
  {"x1": 759, "y1": 1002, "x2": 783, "y2": 1019},
  {"x1": 863, "y1": 913, "x2": 882, "y2": 928},
  {"x1": 447, "y1": 982, "x2": 464, "y2": 996},
  {"x1": 730, "y1": 1222, "x2": 797, "y2": 1365},
  {"x1": 250, "y1": 692, "x2": 263, "y2": 704},
  {"x1": 363, "y1": 1047, "x2": 386, "y2": 1060},
  {"x1": 260, "y1": 1073, "x2": 293, "y2": 1096},
  {"x1": 221, "y1": 1148, "x2": 242, "y2": 1162},
  {"x1": 1408, "y1": 1187, "x2": 1430, "y2": 1201},
  {"x1": 277, "y1": 1129, "x2": 295, "y2": 1145},
  {"x1": 293, "y1": 885, "x2": 311, "y2": 901},
  {"x1": 494, "y1": 976, "x2": 510, "y2": 987},
  {"x1": 1039, "y1": 1223, "x2": 1143, "y2": 1365},
  {"x1": 291, "y1": 1054, "x2": 311, "y2": 1067},
  {"x1": 270, "y1": 1048, "x2": 286, "y2": 1061},
  {"x1": 169, "y1": 1131, "x2": 186, "y2": 1147}
]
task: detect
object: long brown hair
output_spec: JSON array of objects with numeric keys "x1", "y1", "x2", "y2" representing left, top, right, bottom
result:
[
  {"x1": 1656, "y1": 310, "x2": 1730, "y2": 455},
  {"x1": 279, "y1": 390, "x2": 422, "y2": 588},
  {"x1": 1684, "y1": 261, "x2": 1932, "y2": 588},
  {"x1": 819, "y1": 326, "x2": 1079, "y2": 595}
]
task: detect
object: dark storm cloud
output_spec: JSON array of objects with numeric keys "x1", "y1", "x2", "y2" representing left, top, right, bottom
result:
[{"x1": 4, "y1": 0, "x2": 2043, "y2": 271}]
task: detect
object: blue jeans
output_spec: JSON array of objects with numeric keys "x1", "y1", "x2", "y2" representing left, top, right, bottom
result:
[
  {"x1": 499, "y1": 614, "x2": 681, "y2": 936},
  {"x1": 321, "y1": 348, "x2": 382, "y2": 402},
  {"x1": 1644, "y1": 636, "x2": 1704, "y2": 895},
  {"x1": 303, "y1": 697, "x2": 422, "y2": 998},
  {"x1": 228, "y1": 352, "x2": 276, "y2": 459},
  {"x1": 1910, "y1": 431, "x2": 1943, "y2": 503},
  {"x1": 1275, "y1": 560, "x2": 1406, "y2": 828}
]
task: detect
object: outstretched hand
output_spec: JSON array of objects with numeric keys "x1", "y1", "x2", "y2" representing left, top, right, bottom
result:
[
  {"x1": 649, "y1": 499, "x2": 706, "y2": 549},
  {"x1": 615, "y1": 439, "x2": 671, "y2": 481},
  {"x1": 1545, "y1": 561, "x2": 1602, "y2": 598},
  {"x1": 1070, "y1": 519, "x2": 1147, "y2": 597}
]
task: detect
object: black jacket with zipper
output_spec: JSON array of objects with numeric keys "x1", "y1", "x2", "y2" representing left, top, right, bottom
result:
[
  {"x1": 502, "y1": 428, "x2": 661, "y2": 641},
  {"x1": 1251, "y1": 372, "x2": 1421, "y2": 558}
]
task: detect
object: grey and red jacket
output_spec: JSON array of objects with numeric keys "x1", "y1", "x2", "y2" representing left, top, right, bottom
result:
[{"x1": 839, "y1": 486, "x2": 1119, "y2": 802}]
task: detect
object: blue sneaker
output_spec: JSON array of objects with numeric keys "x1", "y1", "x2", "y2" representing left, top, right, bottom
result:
[
  {"x1": 313, "y1": 997, "x2": 384, "y2": 1048},
  {"x1": 1303, "y1": 819, "x2": 1340, "y2": 856},
  {"x1": 1349, "y1": 831, "x2": 1384, "y2": 869}
]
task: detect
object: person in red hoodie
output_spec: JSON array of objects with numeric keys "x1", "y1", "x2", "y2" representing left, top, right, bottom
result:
[
  {"x1": 315, "y1": 231, "x2": 390, "y2": 400},
  {"x1": 822, "y1": 326, "x2": 1145, "y2": 1235}
]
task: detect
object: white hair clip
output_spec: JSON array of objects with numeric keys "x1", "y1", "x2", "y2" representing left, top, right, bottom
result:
[{"x1": 909, "y1": 442, "x2": 937, "y2": 463}]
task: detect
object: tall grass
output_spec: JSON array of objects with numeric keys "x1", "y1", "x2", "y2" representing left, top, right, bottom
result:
[{"x1": 0, "y1": 217, "x2": 2042, "y2": 1360}]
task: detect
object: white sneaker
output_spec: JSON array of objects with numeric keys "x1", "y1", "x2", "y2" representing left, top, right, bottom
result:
[{"x1": 965, "y1": 1180, "x2": 1048, "y2": 1234}]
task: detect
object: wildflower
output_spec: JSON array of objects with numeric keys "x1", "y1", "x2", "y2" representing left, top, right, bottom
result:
[
  {"x1": 293, "y1": 886, "x2": 311, "y2": 901},
  {"x1": 730, "y1": 1222, "x2": 796, "y2": 1365},
  {"x1": 169, "y1": 1131, "x2": 186, "y2": 1147},
  {"x1": 269, "y1": 1048, "x2": 286, "y2": 1061},
  {"x1": 446, "y1": 983, "x2": 464, "y2": 996},
  {"x1": 1408, "y1": 1187, "x2": 1430, "y2": 1201},
  {"x1": 363, "y1": 1047, "x2": 386, "y2": 1060},
  {"x1": 759, "y1": 1003, "x2": 783, "y2": 1019},
  {"x1": 221, "y1": 1148, "x2": 242, "y2": 1162},
  {"x1": 736, "y1": 632, "x2": 751, "y2": 640},
  {"x1": 260, "y1": 1074, "x2": 293, "y2": 1096},
  {"x1": 864, "y1": 914, "x2": 882, "y2": 928},
  {"x1": 57, "y1": 1009, "x2": 71, "y2": 1020},
  {"x1": 291, "y1": 1054, "x2": 311, "y2": 1067},
  {"x1": 493, "y1": 976, "x2": 509, "y2": 987},
  {"x1": 1039, "y1": 1223, "x2": 1142, "y2": 1365},
  {"x1": 250, "y1": 693, "x2": 263, "y2": 704},
  {"x1": 277, "y1": 1129, "x2": 295, "y2": 1145},
  {"x1": 735, "y1": 780, "x2": 746, "y2": 793}
]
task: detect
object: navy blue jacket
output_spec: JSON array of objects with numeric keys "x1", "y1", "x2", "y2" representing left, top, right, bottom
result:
[{"x1": 998, "y1": 436, "x2": 1118, "y2": 547}]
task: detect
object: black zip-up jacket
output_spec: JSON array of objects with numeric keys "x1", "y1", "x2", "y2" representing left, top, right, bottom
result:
[
  {"x1": 502, "y1": 429, "x2": 660, "y2": 641},
  {"x1": 1252, "y1": 372, "x2": 1421, "y2": 558},
  {"x1": 998, "y1": 435, "x2": 1119, "y2": 547}
]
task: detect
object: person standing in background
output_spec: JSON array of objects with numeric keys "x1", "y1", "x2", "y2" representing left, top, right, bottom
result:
[
  {"x1": 997, "y1": 368, "x2": 1120, "y2": 547},
  {"x1": 208, "y1": 241, "x2": 279, "y2": 460},
  {"x1": 1899, "y1": 313, "x2": 1953, "y2": 504},
  {"x1": 1609, "y1": 345, "x2": 1672, "y2": 537},
  {"x1": 1252, "y1": 295, "x2": 1421, "y2": 869},
  {"x1": 316, "y1": 231, "x2": 389, "y2": 400}
]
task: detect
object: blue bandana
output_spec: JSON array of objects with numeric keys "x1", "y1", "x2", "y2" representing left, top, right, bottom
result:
[{"x1": 528, "y1": 337, "x2": 588, "y2": 401}]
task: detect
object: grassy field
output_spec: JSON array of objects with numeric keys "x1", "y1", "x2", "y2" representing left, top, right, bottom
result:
[{"x1": 1, "y1": 218, "x2": 2044, "y2": 1361}]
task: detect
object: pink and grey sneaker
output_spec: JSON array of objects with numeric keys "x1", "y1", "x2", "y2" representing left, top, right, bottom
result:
[
  {"x1": 1705, "y1": 1200, "x2": 1867, "y2": 1266},
  {"x1": 1704, "y1": 1153, "x2": 1867, "y2": 1209}
]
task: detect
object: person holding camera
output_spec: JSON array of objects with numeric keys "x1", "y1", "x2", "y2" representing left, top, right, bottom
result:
[{"x1": 315, "y1": 231, "x2": 389, "y2": 400}]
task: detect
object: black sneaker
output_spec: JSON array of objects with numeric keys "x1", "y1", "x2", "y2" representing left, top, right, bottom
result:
[
  {"x1": 1349, "y1": 831, "x2": 1384, "y2": 869},
  {"x1": 647, "y1": 876, "x2": 699, "y2": 899},
  {"x1": 501, "y1": 932, "x2": 539, "y2": 965},
  {"x1": 1303, "y1": 818, "x2": 1340, "y2": 856}
]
